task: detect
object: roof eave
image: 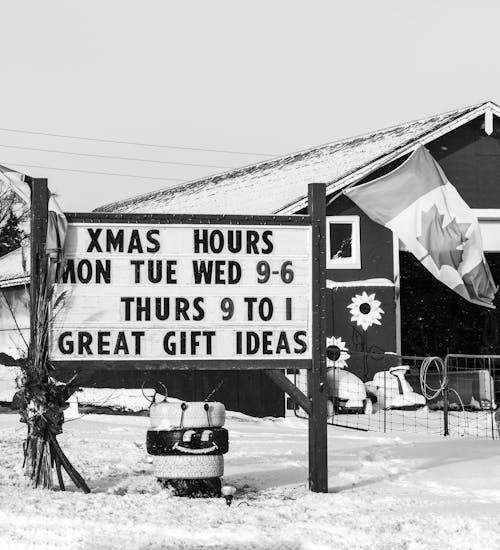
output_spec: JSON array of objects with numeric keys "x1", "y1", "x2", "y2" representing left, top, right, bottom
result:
[
  {"x1": 276, "y1": 101, "x2": 500, "y2": 215},
  {"x1": 0, "y1": 276, "x2": 29, "y2": 289}
]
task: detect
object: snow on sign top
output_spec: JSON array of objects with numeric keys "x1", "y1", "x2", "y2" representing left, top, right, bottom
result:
[{"x1": 49, "y1": 221, "x2": 312, "y2": 363}]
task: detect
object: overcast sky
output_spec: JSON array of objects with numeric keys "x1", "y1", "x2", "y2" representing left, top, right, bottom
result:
[{"x1": 1, "y1": 0, "x2": 499, "y2": 211}]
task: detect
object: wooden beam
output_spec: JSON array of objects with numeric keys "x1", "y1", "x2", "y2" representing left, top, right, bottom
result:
[
  {"x1": 307, "y1": 183, "x2": 328, "y2": 493},
  {"x1": 264, "y1": 369, "x2": 311, "y2": 415},
  {"x1": 52, "y1": 359, "x2": 312, "y2": 371},
  {"x1": 29, "y1": 178, "x2": 49, "y2": 360}
]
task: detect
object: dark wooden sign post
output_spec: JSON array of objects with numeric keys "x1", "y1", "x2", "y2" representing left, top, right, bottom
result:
[
  {"x1": 30, "y1": 181, "x2": 328, "y2": 493},
  {"x1": 28, "y1": 178, "x2": 49, "y2": 355},
  {"x1": 307, "y1": 183, "x2": 328, "y2": 492}
]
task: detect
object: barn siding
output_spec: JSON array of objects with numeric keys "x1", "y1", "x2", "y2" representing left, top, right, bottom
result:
[
  {"x1": 428, "y1": 117, "x2": 500, "y2": 208},
  {"x1": 324, "y1": 195, "x2": 398, "y2": 380},
  {"x1": 54, "y1": 367, "x2": 285, "y2": 417}
]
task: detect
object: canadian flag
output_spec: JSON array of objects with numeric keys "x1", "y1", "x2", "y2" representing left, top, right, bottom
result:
[{"x1": 345, "y1": 146, "x2": 497, "y2": 308}]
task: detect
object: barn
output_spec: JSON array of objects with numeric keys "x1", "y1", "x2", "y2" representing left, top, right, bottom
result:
[{"x1": 2, "y1": 100, "x2": 500, "y2": 416}]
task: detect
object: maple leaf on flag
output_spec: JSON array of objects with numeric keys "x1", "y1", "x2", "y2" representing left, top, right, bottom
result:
[{"x1": 416, "y1": 204, "x2": 471, "y2": 270}]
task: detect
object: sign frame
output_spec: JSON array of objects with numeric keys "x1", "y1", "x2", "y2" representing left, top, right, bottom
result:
[
  {"x1": 29, "y1": 179, "x2": 328, "y2": 493},
  {"x1": 51, "y1": 211, "x2": 313, "y2": 371}
]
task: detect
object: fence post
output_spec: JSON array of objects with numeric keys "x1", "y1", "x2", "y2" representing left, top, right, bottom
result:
[
  {"x1": 443, "y1": 356, "x2": 449, "y2": 437},
  {"x1": 489, "y1": 357, "x2": 495, "y2": 440},
  {"x1": 383, "y1": 373, "x2": 386, "y2": 433}
]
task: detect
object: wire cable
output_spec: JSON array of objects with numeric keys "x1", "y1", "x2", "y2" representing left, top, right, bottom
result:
[
  {"x1": 4, "y1": 161, "x2": 190, "y2": 182},
  {"x1": 0, "y1": 126, "x2": 273, "y2": 157},
  {"x1": 0, "y1": 143, "x2": 234, "y2": 169},
  {"x1": 419, "y1": 356, "x2": 447, "y2": 401}
]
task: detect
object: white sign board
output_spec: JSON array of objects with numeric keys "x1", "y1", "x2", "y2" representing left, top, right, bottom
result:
[{"x1": 50, "y1": 223, "x2": 312, "y2": 362}]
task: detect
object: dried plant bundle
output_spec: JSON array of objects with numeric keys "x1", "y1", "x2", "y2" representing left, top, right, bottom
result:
[{"x1": 15, "y1": 256, "x2": 90, "y2": 492}]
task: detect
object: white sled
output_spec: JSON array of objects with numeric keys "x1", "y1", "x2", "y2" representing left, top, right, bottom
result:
[{"x1": 365, "y1": 366, "x2": 426, "y2": 411}]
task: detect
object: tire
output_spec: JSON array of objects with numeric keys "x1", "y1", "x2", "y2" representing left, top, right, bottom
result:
[
  {"x1": 150, "y1": 401, "x2": 226, "y2": 430},
  {"x1": 147, "y1": 428, "x2": 229, "y2": 455},
  {"x1": 153, "y1": 454, "x2": 224, "y2": 479},
  {"x1": 159, "y1": 477, "x2": 222, "y2": 498}
]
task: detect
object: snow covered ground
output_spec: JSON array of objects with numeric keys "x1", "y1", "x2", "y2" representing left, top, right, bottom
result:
[{"x1": 1, "y1": 410, "x2": 500, "y2": 550}]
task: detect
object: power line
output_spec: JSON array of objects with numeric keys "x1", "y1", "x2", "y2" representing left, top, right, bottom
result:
[
  {"x1": 0, "y1": 126, "x2": 273, "y2": 157},
  {"x1": 0, "y1": 143, "x2": 234, "y2": 169},
  {"x1": 5, "y1": 162, "x2": 190, "y2": 183}
]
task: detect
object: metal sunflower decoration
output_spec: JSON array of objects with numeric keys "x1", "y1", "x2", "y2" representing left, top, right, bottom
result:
[
  {"x1": 326, "y1": 336, "x2": 350, "y2": 368},
  {"x1": 347, "y1": 291, "x2": 384, "y2": 331}
]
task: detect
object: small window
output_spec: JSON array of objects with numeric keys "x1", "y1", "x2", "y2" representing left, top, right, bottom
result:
[{"x1": 326, "y1": 216, "x2": 361, "y2": 269}]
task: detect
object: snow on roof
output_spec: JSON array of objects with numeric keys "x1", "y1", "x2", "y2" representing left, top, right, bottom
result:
[
  {"x1": 0, "y1": 246, "x2": 29, "y2": 287},
  {"x1": 95, "y1": 101, "x2": 495, "y2": 216}
]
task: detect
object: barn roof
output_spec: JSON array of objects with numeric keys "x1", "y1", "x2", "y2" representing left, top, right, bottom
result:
[
  {"x1": 2, "y1": 101, "x2": 499, "y2": 289},
  {"x1": 95, "y1": 101, "x2": 500, "y2": 216},
  {"x1": 0, "y1": 246, "x2": 29, "y2": 288}
]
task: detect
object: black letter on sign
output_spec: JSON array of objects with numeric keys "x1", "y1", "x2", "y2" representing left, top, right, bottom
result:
[
  {"x1": 194, "y1": 229, "x2": 208, "y2": 253},
  {"x1": 87, "y1": 228, "x2": 103, "y2": 252},
  {"x1": 262, "y1": 231, "x2": 274, "y2": 254},
  {"x1": 192, "y1": 297, "x2": 205, "y2": 321},
  {"x1": 130, "y1": 260, "x2": 144, "y2": 283},
  {"x1": 128, "y1": 230, "x2": 143, "y2": 253},
  {"x1": 107, "y1": 230, "x2": 124, "y2": 252},
  {"x1": 209, "y1": 230, "x2": 224, "y2": 253},
  {"x1": 147, "y1": 229, "x2": 160, "y2": 253},
  {"x1": 95, "y1": 260, "x2": 111, "y2": 284},
  {"x1": 97, "y1": 332, "x2": 111, "y2": 355},
  {"x1": 276, "y1": 332, "x2": 291, "y2": 354},
  {"x1": 131, "y1": 331, "x2": 144, "y2": 354},
  {"x1": 204, "y1": 331, "x2": 215, "y2": 355},
  {"x1": 246, "y1": 231, "x2": 259, "y2": 254},
  {"x1": 59, "y1": 259, "x2": 75, "y2": 283},
  {"x1": 58, "y1": 332, "x2": 74, "y2": 354},
  {"x1": 120, "y1": 297, "x2": 134, "y2": 321},
  {"x1": 77, "y1": 260, "x2": 92, "y2": 283},
  {"x1": 78, "y1": 332, "x2": 93, "y2": 355},
  {"x1": 163, "y1": 332, "x2": 175, "y2": 355},
  {"x1": 293, "y1": 331, "x2": 307, "y2": 354},
  {"x1": 114, "y1": 332, "x2": 129, "y2": 355}
]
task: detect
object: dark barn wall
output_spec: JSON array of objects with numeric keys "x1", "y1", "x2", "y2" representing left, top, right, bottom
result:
[
  {"x1": 400, "y1": 252, "x2": 500, "y2": 357},
  {"x1": 324, "y1": 195, "x2": 398, "y2": 381},
  {"x1": 426, "y1": 116, "x2": 500, "y2": 208},
  {"x1": 326, "y1": 195, "x2": 394, "y2": 281},
  {"x1": 324, "y1": 113, "x2": 500, "y2": 374},
  {"x1": 400, "y1": 114, "x2": 500, "y2": 357},
  {"x1": 55, "y1": 367, "x2": 284, "y2": 417}
]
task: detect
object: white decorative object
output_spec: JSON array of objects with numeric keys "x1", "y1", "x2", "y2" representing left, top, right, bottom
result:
[
  {"x1": 326, "y1": 368, "x2": 367, "y2": 412},
  {"x1": 221, "y1": 484, "x2": 236, "y2": 506},
  {"x1": 365, "y1": 366, "x2": 426, "y2": 411},
  {"x1": 347, "y1": 291, "x2": 384, "y2": 331},
  {"x1": 64, "y1": 394, "x2": 79, "y2": 421},
  {"x1": 153, "y1": 454, "x2": 224, "y2": 479},
  {"x1": 149, "y1": 401, "x2": 226, "y2": 430},
  {"x1": 326, "y1": 336, "x2": 350, "y2": 368}
]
